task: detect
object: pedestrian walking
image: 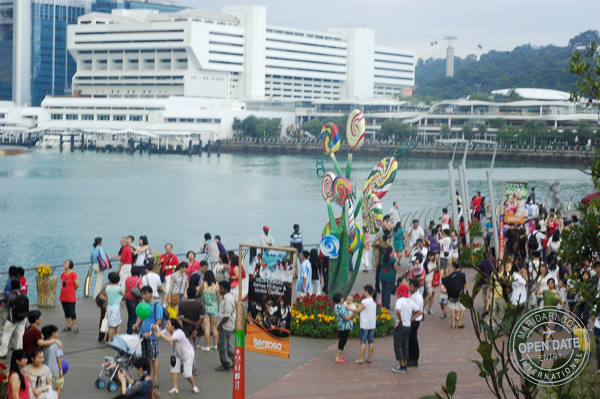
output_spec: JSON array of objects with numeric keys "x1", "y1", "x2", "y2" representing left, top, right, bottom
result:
[
  {"x1": 215, "y1": 281, "x2": 235, "y2": 371},
  {"x1": 91, "y1": 237, "x2": 110, "y2": 300}
]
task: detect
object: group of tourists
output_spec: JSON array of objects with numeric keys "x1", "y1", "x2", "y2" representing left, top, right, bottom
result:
[
  {"x1": 87, "y1": 232, "x2": 248, "y2": 396},
  {"x1": 0, "y1": 266, "x2": 66, "y2": 399},
  {"x1": 325, "y1": 201, "x2": 469, "y2": 375}
]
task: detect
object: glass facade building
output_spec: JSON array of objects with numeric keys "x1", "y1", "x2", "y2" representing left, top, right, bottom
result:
[
  {"x1": 92, "y1": 0, "x2": 183, "y2": 14},
  {"x1": 30, "y1": 1, "x2": 86, "y2": 107},
  {"x1": 0, "y1": 0, "x2": 182, "y2": 106}
]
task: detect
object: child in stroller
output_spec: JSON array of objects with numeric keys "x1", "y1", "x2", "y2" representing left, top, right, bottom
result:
[{"x1": 95, "y1": 334, "x2": 142, "y2": 393}]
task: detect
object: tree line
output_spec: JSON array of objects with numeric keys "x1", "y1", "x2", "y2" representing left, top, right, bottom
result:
[{"x1": 414, "y1": 30, "x2": 600, "y2": 101}]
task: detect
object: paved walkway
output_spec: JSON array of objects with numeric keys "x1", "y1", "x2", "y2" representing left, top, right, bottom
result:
[
  {"x1": 14, "y1": 261, "x2": 488, "y2": 399},
  {"x1": 250, "y1": 264, "x2": 489, "y2": 399}
]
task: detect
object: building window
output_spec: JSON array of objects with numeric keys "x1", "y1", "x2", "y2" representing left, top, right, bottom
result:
[
  {"x1": 113, "y1": 115, "x2": 126, "y2": 121},
  {"x1": 166, "y1": 118, "x2": 176, "y2": 123},
  {"x1": 51, "y1": 114, "x2": 63, "y2": 120},
  {"x1": 179, "y1": 118, "x2": 194, "y2": 123},
  {"x1": 81, "y1": 114, "x2": 94, "y2": 120},
  {"x1": 66, "y1": 114, "x2": 78, "y2": 120},
  {"x1": 98, "y1": 115, "x2": 110, "y2": 121},
  {"x1": 197, "y1": 118, "x2": 211, "y2": 123},
  {"x1": 129, "y1": 115, "x2": 143, "y2": 121}
]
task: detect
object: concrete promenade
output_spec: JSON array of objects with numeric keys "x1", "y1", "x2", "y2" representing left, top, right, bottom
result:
[{"x1": 19, "y1": 262, "x2": 487, "y2": 399}]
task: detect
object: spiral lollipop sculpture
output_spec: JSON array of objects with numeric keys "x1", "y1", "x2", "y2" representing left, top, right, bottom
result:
[{"x1": 317, "y1": 112, "x2": 399, "y2": 298}]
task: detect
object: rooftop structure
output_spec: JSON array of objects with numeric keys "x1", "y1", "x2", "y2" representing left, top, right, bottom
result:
[
  {"x1": 491, "y1": 88, "x2": 571, "y2": 101},
  {"x1": 67, "y1": 6, "x2": 416, "y2": 102}
]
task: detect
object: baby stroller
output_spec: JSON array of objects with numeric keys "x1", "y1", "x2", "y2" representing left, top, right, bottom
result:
[{"x1": 95, "y1": 334, "x2": 142, "y2": 393}]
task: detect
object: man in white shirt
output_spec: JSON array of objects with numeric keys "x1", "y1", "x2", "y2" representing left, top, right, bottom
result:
[
  {"x1": 296, "y1": 251, "x2": 312, "y2": 297},
  {"x1": 142, "y1": 263, "x2": 162, "y2": 298},
  {"x1": 529, "y1": 201, "x2": 539, "y2": 219},
  {"x1": 407, "y1": 280, "x2": 424, "y2": 367},
  {"x1": 389, "y1": 202, "x2": 401, "y2": 227},
  {"x1": 408, "y1": 219, "x2": 425, "y2": 248},
  {"x1": 260, "y1": 226, "x2": 275, "y2": 247},
  {"x1": 439, "y1": 229, "x2": 452, "y2": 275},
  {"x1": 354, "y1": 285, "x2": 377, "y2": 364},
  {"x1": 392, "y1": 284, "x2": 421, "y2": 374}
]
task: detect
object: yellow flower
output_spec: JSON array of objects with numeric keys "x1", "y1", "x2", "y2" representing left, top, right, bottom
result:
[{"x1": 309, "y1": 315, "x2": 314, "y2": 320}]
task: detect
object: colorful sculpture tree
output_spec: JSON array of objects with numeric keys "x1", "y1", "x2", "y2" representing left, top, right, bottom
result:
[{"x1": 319, "y1": 110, "x2": 399, "y2": 297}]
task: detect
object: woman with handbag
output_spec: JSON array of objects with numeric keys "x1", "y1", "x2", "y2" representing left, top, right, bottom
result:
[
  {"x1": 24, "y1": 348, "x2": 55, "y2": 399},
  {"x1": 153, "y1": 319, "x2": 200, "y2": 394},
  {"x1": 90, "y1": 237, "x2": 110, "y2": 301},
  {"x1": 124, "y1": 267, "x2": 143, "y2": 334},
  {"x1": 167, "y1": 263, "x2": 188, "y2": 316}
]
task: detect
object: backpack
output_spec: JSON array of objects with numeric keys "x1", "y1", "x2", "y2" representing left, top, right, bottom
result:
[
  {"x1": 10, "y1": 293, "x2": 29, "y2": 322},
  {"x1": 153, "y1": 301, "x2": 169, "y2": 327},
  {"x1": 441, "y1": 272, "x2": 464, "y2": 299},
  {"x1": 528, "y1": 232, "x2": 539, "y2": 252}
]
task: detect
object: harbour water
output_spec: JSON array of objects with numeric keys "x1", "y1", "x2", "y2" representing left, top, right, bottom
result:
[{"x1": 0, "y1": 150, "x2": 593, "y2": 270}]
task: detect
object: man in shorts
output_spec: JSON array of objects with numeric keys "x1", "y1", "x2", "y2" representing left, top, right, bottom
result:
[
  {"x1": 439, "y1": 229, "x2": 452, "y2": 275},
  {"x1": 354, "y1": 285, "x2": 376, "y2": 364},
  {"x1": 447, "y1": 261, "x2": 468, "y2": 329},
  {"x1": 133, "y1": 286, "x2": 163, "y2": 386}
]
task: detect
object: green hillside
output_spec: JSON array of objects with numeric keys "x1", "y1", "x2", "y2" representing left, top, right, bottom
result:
[{"x1": 414, "y1": 30, "x2": 599, "y2": 101}]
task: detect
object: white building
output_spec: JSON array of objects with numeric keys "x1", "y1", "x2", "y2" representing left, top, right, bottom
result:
[{"x1": 67, "y1": 6, "x2": 415, "y2": 102}]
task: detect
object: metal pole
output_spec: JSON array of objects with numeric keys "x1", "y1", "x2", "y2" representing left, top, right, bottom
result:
[
  {"x1": 448, "y1": 161, "x2": 460, "y2": 232},
  {"x1": 233, "y1": 244, "x2": 245, "y2": 399},
  {"x1": 458, "y1": 164, "x2": 470, "y2": 244},
  {"x1": 487, "y1": 170, "x2": 500, "y2": 255}
]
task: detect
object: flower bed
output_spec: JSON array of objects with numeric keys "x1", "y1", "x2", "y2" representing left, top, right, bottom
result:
[
  {"x1": 459, "y1": 243, "x2": 485, "y2": 267},
  {"x1": 291, "y1": 294, "x2": 395, "y2": 339}
]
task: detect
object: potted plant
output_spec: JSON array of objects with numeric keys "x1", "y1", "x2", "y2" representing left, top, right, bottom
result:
[{"x1": 35, "y1": 263, "x2": 57, "y2": 308}]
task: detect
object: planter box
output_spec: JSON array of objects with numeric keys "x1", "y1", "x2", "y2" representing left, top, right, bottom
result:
[{"x1": 37, "y1": 276, "x2": 58, "y2": 308}]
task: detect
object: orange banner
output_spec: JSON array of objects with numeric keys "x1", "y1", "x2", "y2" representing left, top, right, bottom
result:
[
  {"x1": 504, "y1": 212, "x2": 524, "y2": 224},
  {"x1": 246, "y1": 320, "x2": 290, "y2": 359}
]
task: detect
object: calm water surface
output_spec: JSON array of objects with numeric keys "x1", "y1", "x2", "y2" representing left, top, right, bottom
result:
[{"x1": 0, "y1": 150, "x2": 593, "y2": 269}]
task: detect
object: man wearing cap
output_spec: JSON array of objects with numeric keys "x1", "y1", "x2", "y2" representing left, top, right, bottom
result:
[
  {"x1": 260, "y1": 226, "x2": 275, "y2": 247},
  {"x1": 392, "y1": 284, "x2": 421, "y2": 374}
]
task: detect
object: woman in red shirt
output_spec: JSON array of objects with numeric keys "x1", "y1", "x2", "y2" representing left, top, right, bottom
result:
[
  {"x1": 186, "y1": 251, "x2": 200, "y2": 278},
  {"x1": 124, "y1": 267, "x2": 143, "y2": 334},
  {"x1": 59, "y1": 259, "x2": 79, "y2": 334}
]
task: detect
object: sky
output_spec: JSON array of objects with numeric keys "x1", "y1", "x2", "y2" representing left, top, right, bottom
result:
[{"x1": 173, "y1": 0, "x2": 600, "y2": 61}]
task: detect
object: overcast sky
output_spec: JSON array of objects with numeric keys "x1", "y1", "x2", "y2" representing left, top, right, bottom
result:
[{"x1": 173, "y1": 0, "x2": 599, "y2": 60}]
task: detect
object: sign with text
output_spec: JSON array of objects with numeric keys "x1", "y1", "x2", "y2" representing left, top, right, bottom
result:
[
  {"x1": 246, "y1": 248, "x2": 294, "y2": 359},
  {"x1": 503, "y1": 181, "x2": 528, "y2": 224}
]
